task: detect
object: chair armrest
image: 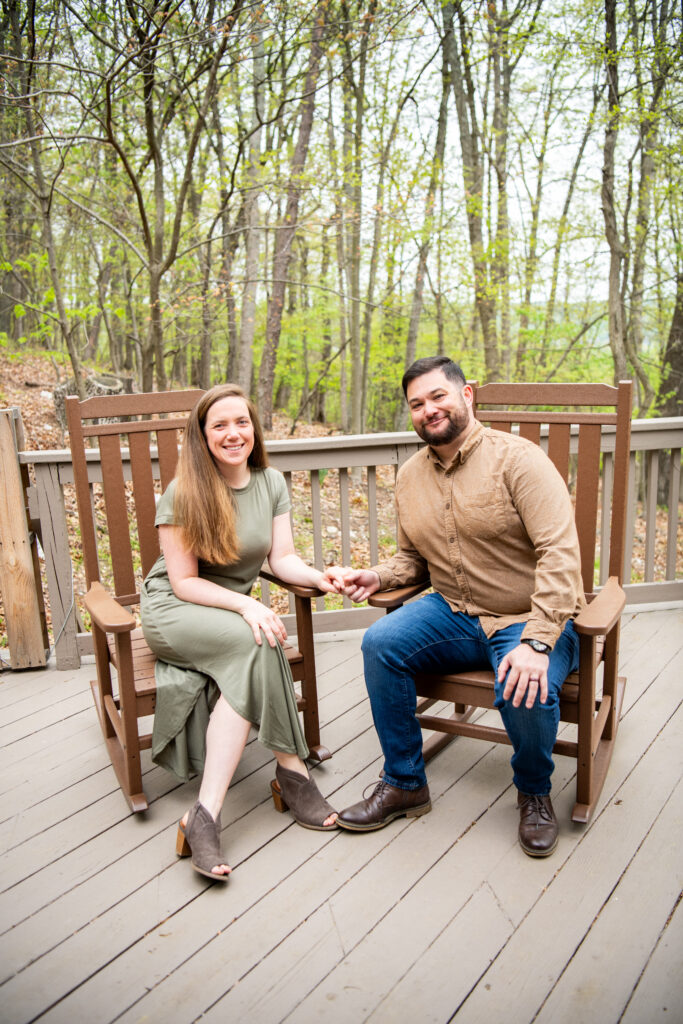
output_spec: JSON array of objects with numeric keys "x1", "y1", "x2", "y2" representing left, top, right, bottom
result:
[
  {"x1": 259, "y1": 569, "x2": 323, "y2": 599},
  {"x1": 368, "y1": 580, "x2": 430, "y2": 610},
  {"x1": 83, "y1": 581, "x2": 136, "y2": 634},
  {"x1": 573, "y1": 577, "x2": 625, "y2": 636}
]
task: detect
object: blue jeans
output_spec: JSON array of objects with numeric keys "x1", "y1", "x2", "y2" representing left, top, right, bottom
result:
[{"x1": 361, "y1": 592, "x2": 579, "y2": 796}]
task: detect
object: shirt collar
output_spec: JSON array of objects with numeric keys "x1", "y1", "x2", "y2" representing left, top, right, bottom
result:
[{"x1": 426, "y1": 419, "x2": 485, "y2": 471}]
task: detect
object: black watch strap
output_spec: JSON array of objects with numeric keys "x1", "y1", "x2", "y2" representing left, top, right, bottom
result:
[{"x1": 521, "y1": 638, "x2": 551, "y2": 655}]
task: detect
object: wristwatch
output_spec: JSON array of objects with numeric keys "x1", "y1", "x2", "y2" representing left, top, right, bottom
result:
[{"x1": 521, "y1": 638, "x2": 551, "y2": 655}]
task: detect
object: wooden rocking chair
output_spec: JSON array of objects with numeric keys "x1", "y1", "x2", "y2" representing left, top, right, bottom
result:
[
  {"x1": 66, "y1": 389, "x2": 329, "y2": 813},
  {"x1": 369, "y1": 381, "x2": 632, "y2": 824}
]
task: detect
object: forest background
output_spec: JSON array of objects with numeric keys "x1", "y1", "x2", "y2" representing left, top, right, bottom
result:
[{"x1": 1, "y1": 0, "x2": 682, "y2": 436}]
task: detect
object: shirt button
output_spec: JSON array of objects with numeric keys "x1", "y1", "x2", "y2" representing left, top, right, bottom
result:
[
  {"x1": 449, "y1": 536, "x2": 455, "y2": 544},
  {"x1": 445, "y1": 503, "x2": 451, "y2": 510}
]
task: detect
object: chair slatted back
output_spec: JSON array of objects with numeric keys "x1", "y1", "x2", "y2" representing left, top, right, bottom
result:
[
  {"x1": 66, "y1": 390, "x2": 204, "y2": 605},
  {"x1": 471, "y1": 381, "x2": 632, "y2": 593}
]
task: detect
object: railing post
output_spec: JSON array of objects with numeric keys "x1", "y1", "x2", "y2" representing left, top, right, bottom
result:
[
  {"x1": 0, "y1": 408, "x2": 47, "y2": 668},
  {"x1": 30, "y1": 462, "x2": 81, "y2": 668}
]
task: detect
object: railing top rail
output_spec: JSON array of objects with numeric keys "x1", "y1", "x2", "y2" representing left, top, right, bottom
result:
[{"x1": 16, "y1": 417, "x2": 683, "y2": 467}]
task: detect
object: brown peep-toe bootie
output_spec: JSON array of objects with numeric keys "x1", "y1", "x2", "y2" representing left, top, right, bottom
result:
[
  {"x1": 271, "y1": 764, "x2": 338, "y2": 831},
  {"x1": 176, "y1": 800, "x2": 230, "y2": 881}
]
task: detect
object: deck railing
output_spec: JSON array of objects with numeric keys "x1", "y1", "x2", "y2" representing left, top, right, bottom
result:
[{"x1": 9, "y1": 417, "x2": 683, "y2": 669}]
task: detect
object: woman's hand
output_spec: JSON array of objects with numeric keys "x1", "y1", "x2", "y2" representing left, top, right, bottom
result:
[
  {"x1": 322, "y1": 565, "x2": 351, "y2": 593},
  {"x1": 240, "y1": 596, "x2": 288, "y2": 648}
]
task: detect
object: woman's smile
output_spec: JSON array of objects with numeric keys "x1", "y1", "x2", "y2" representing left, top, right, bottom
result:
[{"x1": 204, "y1": 396, "x2": 255, "y2": 477}]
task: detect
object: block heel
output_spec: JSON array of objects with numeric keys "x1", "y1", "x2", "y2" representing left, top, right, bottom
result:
[
  {"x1": 271, "y1": 778, "x2": 288, "y2": 813},
  {"x1": 176, "y1": 824, "x2": 191, "y2": 856}
]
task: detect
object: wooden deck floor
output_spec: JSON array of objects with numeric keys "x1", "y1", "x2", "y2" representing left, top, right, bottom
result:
[{"x1": 1, "y1": 606, "x2": 682, "y2": 1024}]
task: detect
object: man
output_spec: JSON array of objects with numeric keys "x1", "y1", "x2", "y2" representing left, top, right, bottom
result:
[{"x1": 335, "y1": 356, "x2": 584, "y2": 856}]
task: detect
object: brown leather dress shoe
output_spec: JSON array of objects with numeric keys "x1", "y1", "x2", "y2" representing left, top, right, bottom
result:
[
  {"x1": 517, "y1": 791, "x2": 558, "y2": 857},
  {"x1": 336, "y1": 779, "x2": 431, "y2": 832}
]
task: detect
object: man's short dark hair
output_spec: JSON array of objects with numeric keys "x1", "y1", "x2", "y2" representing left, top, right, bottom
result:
[{"x1": 402, "y1": 356, "x2": 467, "y2": 397}]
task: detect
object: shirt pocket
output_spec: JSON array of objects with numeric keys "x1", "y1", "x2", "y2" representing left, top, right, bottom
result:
[{"x1": 457, "y1": 488, "x2": 507, "y2": 540}]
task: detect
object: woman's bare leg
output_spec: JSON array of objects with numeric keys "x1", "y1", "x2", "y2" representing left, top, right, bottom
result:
[{"x1": 181, "y1": 696, "x2": 251, "y2": 875}]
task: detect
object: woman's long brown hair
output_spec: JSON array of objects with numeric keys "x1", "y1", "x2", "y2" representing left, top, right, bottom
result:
[{"x1": 174, "y1": 384, "x2": 269, "y2": 564}]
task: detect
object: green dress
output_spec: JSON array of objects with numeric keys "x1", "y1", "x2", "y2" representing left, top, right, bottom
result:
[{"x1": 140, "y1": 467, "x2": 309, "y2": 780}]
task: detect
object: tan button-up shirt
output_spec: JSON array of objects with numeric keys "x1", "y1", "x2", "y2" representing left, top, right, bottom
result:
[{"x1": 374, "y1": 420, "x2": 585, "y2": 648}]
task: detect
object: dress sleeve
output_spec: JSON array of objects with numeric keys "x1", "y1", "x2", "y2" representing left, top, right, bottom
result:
[
  {"x1": 269, "y1": 467, "x2": 292, "y2": 518},
  {"x1": 154, "y1": 479, "x2": 177, "y2": 527}
]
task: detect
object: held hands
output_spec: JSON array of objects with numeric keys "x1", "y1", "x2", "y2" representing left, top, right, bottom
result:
[
  {"x1": 498, "y1": 644, "x2": 550, "y2": 708},
  {"x1": 322, "y1": 566, "x2": 381, "y2": 603},
  {"x1": 318, "y1": 566, "x2": 348, "y2": 594}
]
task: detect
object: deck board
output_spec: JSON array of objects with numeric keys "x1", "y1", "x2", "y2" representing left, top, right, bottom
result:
[
  {"x1": 536, "y1": 776, "x2": 683, "y2": 1024},
  {"x1": 0, "y1": 608, "x2": 681, "y2": 1024},
  {"x1": 621, "y1": 891, "x2": 683, "y2": 1024}
]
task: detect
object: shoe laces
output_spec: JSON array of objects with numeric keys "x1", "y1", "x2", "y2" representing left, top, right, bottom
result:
[
  {"x1": 522, "y1": 794, "x2": 553, "y2": 825},
  {"x1": 363, "y1": 779, "x2": 389, "y2": 801}
]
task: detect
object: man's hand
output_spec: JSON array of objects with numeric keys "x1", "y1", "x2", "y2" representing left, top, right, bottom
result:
[
  {"x1": 341, "y1": 568, "x2": 381, "y2": 603},
  {"x1": 498, "y1": 643, "x2": 550, "y2": 708}
]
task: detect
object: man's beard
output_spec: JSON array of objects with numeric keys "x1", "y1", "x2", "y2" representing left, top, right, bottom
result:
[{"x1": 416, "y1": 409, "x2": 468, "y2": 447}]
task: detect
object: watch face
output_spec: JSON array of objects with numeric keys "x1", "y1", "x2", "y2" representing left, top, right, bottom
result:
[{"x1": 525, "y1": 638, "x2": 549, "y2": 653}]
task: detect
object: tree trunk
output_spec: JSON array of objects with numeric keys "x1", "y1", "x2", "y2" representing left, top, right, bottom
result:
[
  {"x1": 517, "y1": 71, "x2": 555, "y2": 374},
  {"x1": 442, "y1": 1, "x2": 499, "y2": 379},
  {"x1": 359, "y1": 49, "x2": 431, "y2": 429},
  {"x1": 313, "y1": 224, "x2": 332, "y2": 423},
  {"x1": 236, "y1": 27, "x2": 265, "y2": 393},
  {"x1": 326, "y1": 78, "x2": 351, "y2": 431},
  {"x1": 491, "y1": 6, "x2": 513, "y2": 371},
  {"x1": 142, "y1": 267, "x2": 162, "y2": 393},
  {"x1": 656, "y1": 272, "x2": 683, "y2": 417},
  {"x1": 394, "y1": 64, "x2": 449, "y2": 430},
  {"x1": 12, "y1": 0, "x2": 85, "y2": 396},
  {"x1": 622, "y1": 0, "x2": 671, "y2": 414},
  {"x1": 199, "y1": 238, "x2": 213, "y2": 390},
  {"x1": 258, "y1": 5, "x2": 327, "y2": 428},
  {"x1": 625, "y1": 116, "x2": 657, "y2": 411},
  {"x1": 404, "y1": 63, "x2": 449, "y2": 373},
  {"x1": 541, "y1": 84, "x2": 601, "y2": 368},
  {"x1": 601, "y1": 0, "x2": 628, "y2": 383},
  {"x1": 337, "y1": 0, "x2": 378, "y2": 433}
]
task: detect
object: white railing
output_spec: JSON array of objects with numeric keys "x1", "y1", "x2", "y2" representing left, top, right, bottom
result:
[{"x1": 11, "y1": 418, "x2": 683, "y2": 669}]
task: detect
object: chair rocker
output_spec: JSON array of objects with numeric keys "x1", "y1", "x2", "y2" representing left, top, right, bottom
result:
[
  {"x1": 66, "y1": 389, "x2": 330, "y2": 813},
  {"x1": 369, "y1": 380, "x2": 632, "y2": 824}
]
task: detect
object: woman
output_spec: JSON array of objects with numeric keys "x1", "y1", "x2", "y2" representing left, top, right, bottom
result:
[{"x1": 141, "y1": 384, "x2": 342, "y2": 882}]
